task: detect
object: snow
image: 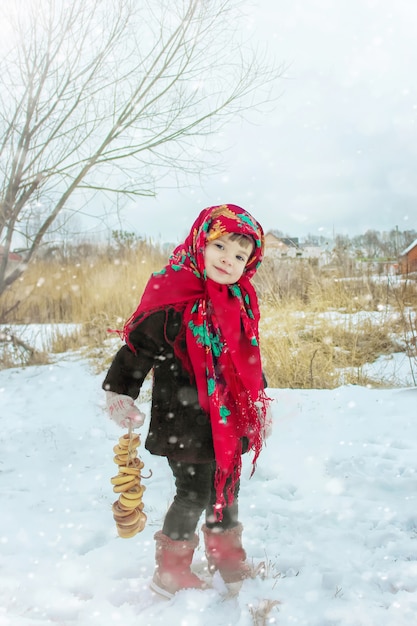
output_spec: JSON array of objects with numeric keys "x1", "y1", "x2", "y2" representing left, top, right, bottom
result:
[
  {"x1": 3, "y1": 324, "x2": 81, "y2": 352},
  {"x1": 1, "y1": 354, "x2": 417, "y2": 625}
]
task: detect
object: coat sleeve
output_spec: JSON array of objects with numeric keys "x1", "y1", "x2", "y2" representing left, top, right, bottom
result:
[{"x1": 102, "y1": 310, "x2": 167, "y2": 399}]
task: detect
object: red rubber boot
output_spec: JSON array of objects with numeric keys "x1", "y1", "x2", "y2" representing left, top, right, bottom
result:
[
  {"x1": 150, "y1": 531, "x2": 206, "y2": 598},
  {"x1": 202, "y1": 523, "x2": 253, "y2": 584}
]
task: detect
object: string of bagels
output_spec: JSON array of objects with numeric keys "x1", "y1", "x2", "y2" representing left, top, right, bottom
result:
[{"x1": 110, "y1": 425, "x2": 150, "y2": 538}]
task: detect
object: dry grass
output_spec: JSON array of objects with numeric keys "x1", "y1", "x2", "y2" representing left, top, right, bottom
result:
[
  {"x1": 1, "y1": 242, "x2": 167, "y2": 326},
  {"x1": 255, "y1": 260, "x2": 416, "y2": 388},
  {"x1": 248, "y1": 598, "x2": 281, "y2": 625},
  {"x1": 0, "y1": 327, "x2": 50, "y2": 368},
  {"x1": 1, "y1": 244, "x2": 416, "y2": 387},
  {"x1": 260, "y1": 303, "x2": 404, "y2": 389},
  {"x1": 254, "y1": 258, "x2": 417, "y2": 313}
]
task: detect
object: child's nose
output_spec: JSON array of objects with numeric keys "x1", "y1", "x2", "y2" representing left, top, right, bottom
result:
[{"x1": 221, "y1": 253, "x2": 232, "y2": 265}]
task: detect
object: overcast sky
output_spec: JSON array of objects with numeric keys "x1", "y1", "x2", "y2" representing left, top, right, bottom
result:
[{"x1": 101, "y1": 0, "x2": 417, "y2": 243}]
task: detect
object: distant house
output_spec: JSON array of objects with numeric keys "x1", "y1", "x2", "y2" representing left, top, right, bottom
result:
[
  {"x1": 264, "y1": 232, "x2": 301, "y2": 258},
  {"x1": 0, "y1": 246, "x2": 24, "y2": 278},
  {"x1": 302, "y1": 245, "x2": 333, "y2": 267},
  {"x1": 264, "y1": 232, "x2": 331, "y2": 267},
  {"x1": 399, "y1": 239, "x2": 417, "y2": 274}
]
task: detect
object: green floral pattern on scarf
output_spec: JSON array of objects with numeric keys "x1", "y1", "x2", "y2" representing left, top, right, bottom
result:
[{"x1": 122, "y1": 203, "x2": 267, "y2": 520}]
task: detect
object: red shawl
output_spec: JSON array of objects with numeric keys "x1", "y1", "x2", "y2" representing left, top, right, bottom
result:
[{"x1": 121, "y1": 204, "x2": 269, "y2": 517}]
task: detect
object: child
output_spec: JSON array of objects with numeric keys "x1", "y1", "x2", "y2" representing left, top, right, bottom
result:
[{"x1": 103, "y1": 204, "x2": 271, "y2": 598}]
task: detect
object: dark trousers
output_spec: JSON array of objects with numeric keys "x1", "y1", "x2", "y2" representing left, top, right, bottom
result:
[{"x1": 161, "y1": 459, "x2": 240, "y2": 540}]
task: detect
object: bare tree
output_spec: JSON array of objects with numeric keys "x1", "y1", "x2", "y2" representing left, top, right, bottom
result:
[{"x1": 0, "y1": 0, "x2": 280, "y2": 303}]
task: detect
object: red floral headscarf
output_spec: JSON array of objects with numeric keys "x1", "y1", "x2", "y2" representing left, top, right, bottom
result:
[{"x1": 122, "y1": 204, "x2": 268, "y2": 517}]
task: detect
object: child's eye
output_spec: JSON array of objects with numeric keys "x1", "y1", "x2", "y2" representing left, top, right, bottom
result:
[
  {"x1": 236, "y1": 255, "x2": 246, "y2": 262},
  {"x1": 215, "y1": 243, "x2": 224, "y2": 250}
]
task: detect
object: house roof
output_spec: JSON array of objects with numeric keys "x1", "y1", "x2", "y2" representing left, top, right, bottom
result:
[
  {"x1": 400, "y1": 238, "x2": 417, "y2": 256},
  {"x1": 0, "y1": 246, "x2": 23, "y2": 262},
  {"x1": 265, "y1": 232, "x2": 300, "y2": 248}
]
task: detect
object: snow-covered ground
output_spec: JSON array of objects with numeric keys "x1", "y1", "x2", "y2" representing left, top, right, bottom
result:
[{"x1": 1, "y1": 352, "x2": 417, "y2": 625}]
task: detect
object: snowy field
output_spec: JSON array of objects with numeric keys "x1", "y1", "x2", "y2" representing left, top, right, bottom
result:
[{"x1": 1, "y1": 351, "x2": 417, "y2": 625}]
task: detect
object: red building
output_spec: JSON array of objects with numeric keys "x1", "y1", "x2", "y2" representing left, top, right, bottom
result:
[
  {"x1": 0, "y1": 246, "x2": 24, "y2": 278},
  {"x1": 399, "y1": 239, "x2": 417, "y2": 274}
]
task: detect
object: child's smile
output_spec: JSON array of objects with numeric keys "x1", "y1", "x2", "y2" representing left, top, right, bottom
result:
[{"x1": 204, "y1": 234, "x2": 252, "y2": 284}]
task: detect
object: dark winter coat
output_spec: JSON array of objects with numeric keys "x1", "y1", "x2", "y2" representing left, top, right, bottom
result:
[
  {"x1": 102, "y1": 308, "x2": 216, "y2": 463},
  {"x1": 103, "y1": 307, "x2": 267, "y2": 463}
]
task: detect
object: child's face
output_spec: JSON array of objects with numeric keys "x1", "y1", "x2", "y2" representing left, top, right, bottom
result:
[{"x1": 203, "y1": 234, "x2": 253, "y2": 284}]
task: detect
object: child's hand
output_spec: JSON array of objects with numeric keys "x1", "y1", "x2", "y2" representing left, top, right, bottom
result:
[{"x1": 105, "y1": 391, "x2": 146, "y2": 429}]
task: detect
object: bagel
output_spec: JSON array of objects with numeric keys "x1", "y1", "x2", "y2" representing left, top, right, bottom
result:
[
  {"x1": 112, "y1": 500, "x2": 134, "y2": 518},
  {"x1": 112, "y1": 478, "x2": 139, "y2": 493},
  {"x1": 118, "y1": 433, "x2": 140, "y2": 449},
  {"x1": 116, "y1": 524, "x2": 141, "y2": 539},
  {"x1": 130, "y1": 458, "x2": 144, "y2": 470},
  {"x1": 115, "y1": 508, "x2": 142, "y2": 527},
  {"x1": 113, "y1": 454, "x2": 137, "y2": 465},
  {"x1": 133, "y1": 510, "x2": 146, "y2": 526},
  {"x1": 113, "y1": 445, "x2": 138, "y2": 457},
  {"x1": 111, "y1": 473, "x2": 137, "y2": 486},
  {"x1": 111, "y1": 432, "x2": 147, "y2": 537},
  {"x1": 116, "y1": 511, "x2": 147, "y2": 536},
  {"x1": 117, "y1": 465, "x2": 141, "y2": 477},
  {"x1": 117, "y1": 457, "x2": 143, "y2": 470},
  {"x1": 115, "y1": 498, "x2": 136, "y2": 512},
  {"x1": 133, "y1": 511, "x2": 147, "y2": 533},
  {"x1": 118, "y1": 493, "x2": 142, "y2": 510},
  {"x1": 119, "y1": 484, "x2": 145, "y2": 500}
]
